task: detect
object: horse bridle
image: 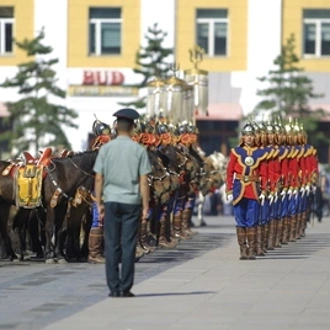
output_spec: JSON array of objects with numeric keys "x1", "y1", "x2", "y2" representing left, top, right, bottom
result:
[
  {"x1": 68, "y1": 158, "x2": 95, "y2": 178},
  {"x1": 46, "y1": 157, "x2": 95, "y2": 203}
]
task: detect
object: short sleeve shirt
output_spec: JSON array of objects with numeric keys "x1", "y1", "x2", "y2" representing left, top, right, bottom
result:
[{"x1": 93, "y1": 136, "x2": 152, "y2": 205}]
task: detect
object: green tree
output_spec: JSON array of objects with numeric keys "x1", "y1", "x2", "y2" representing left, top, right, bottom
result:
[
  {"x1": 254, "y1": 33, "x2": 327, "y2": 147},
  {"x1": 119, "y1": 23, "x2": 173, "y2": 109},
  {"x1": 0, "y1": 29, "x2": 78, "y2": 156}
]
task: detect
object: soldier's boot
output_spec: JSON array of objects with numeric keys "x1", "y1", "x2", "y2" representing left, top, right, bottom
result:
[
  {"x1": 236, "y1": 227, "x2": 248, "y2": 260},
  {"x1": 272, "y1": 220, "x2": 278, "y2": 248},
  {"x1": 300, "y1": 211, "x2": 307, "y2": 237},
  {"x1": 139, "y1": 220, "x2": 155, "y2": 253},
  {"x1": 295, "y1": 212, "x2": 302, "y2": 240},
  {"x1": 158, "y1": 219, "x2": 177, "y2": 248},
  {"x1": 261, "y1": 225, "x2": 267, "y2": 253},
  {"x1": 267, "y1": 221, "x2": 275, "y2": 250},
  {"x1": 182, "y1": 209, "x2": 197, "y2": 236},
  {"x1": 289, "y1": 216, "x2": 296, "y2": 242},
  {"x1": 281, "y1": 217, "x2": 289, "y2": 245},
  {"x1": 256, "y1": 225, "x2": 265, "y2": 256},
  {"x1": 170, "y1": 217, "x2": 180, "y2": 244},
  {"x1": 174, "y1": 214, "x2": 191, "y2": 240},
  {"x1": 264, "y1": 223, "x2": 269, "y2": 251},
  {"x1": 246, "y1": 227, "x2": 257, "y2": 260},
  {"x1": 88, "y1": 227, "x2": 106, "y2": 264},
  {"x1": 275, "y1": 219, "x2": 283, "y2": 248},
  {"x1": 173, "y1": 213, "x2": 185, "y2": 240},
  {"x1": 135, "y1": 244, "x2": 145, "y2": 261},
  {"x1": 300, "y1": 211, "x2": 306, "y2": 237}
]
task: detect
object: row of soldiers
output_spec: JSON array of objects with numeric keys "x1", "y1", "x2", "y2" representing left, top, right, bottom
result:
[
  {"x1": 226, "y1": 118, "x2": 318, "y2": 260},
  {"x1": 88, "y1": 114, "x2": 221, "y2": 263}
]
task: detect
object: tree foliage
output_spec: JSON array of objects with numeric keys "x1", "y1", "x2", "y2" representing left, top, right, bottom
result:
[
  {"x1": 254, "y1": 33, "x2": 328, "y2": 147},
  {"x1": 119, "y1": 23, "x2": 173, "y2": 109},
  {"x1": 0, "y1": 29, "x2": 78, "y2": 156}
]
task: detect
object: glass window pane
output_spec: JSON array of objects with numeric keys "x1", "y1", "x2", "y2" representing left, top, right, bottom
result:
[
  {"x1": 0, "y1": 7, "x2": 14, "y2": 18},
  {"x1": 214, "y1": 22, "x2": 227, "y2": 55},
  {"x1": 304, "y1": 23, "x2": 316, "y2": 54},
  {"x1": 197, "y1": 23, "x2": 209, "y2": 54},
  {"x1": 90, "y1": 7, "x2": 121, "y2": 19},
  {"x1": 321, "y1": 23, "x2": 330, "y2": 55},
  {"x1": 101, "y1": 23, "x2": 121, "y2": 54},
  {"x1": 197, "y1": 9, "x2": 227, "y2": 19},
  {"x1": 303, "y1": 9, "x2": 330, "y2": 19},
  {"x1": 89, "y1": 23, "x2": 95, "y2": 54},
  {"x1": 4, "y1": 22, "x2": 12, "y2": 52}
]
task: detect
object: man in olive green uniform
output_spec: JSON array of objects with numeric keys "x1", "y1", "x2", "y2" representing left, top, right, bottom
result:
[{"x1": 93, "y1": 108, "x2": 151, "y2": 298}]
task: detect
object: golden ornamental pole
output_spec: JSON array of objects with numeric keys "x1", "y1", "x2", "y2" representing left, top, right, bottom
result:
[{"x1": 184, "y1": 45, "x2": 209, "y2": 125}]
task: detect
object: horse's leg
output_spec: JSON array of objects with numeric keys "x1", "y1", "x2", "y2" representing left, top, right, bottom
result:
[
  {"x1": 28, "y1": 211, "x2": 44, "y2": 258},
  {"x1": 12, "y1": 211, "x2": 24, "y2": 261},
  {"x1": 54, "y1": 203, "x2": 69, "y2": 263},
  {"x1": 44, "y1": 206, "x2": 56, "y2": 263},
  {"x1": 0, "y1": 204, "x2": 17, "y2": 261},
  {"x1": 80, "y1": 209, "x2": 91, "y2": 262}
]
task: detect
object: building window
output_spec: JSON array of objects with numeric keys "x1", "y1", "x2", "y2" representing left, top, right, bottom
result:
[
  {"x1": 0, "y1": 7, "x2": 14, "y2": 55},
  {"x1": 303, "y1": 9, "x2": 330, "y2": 57},
  {"x1": 89, "y1": 7, "x2": 122, "y2": 56},
  {"x1": 196, "y1": 9, "x2": 228, "y2": 57}
]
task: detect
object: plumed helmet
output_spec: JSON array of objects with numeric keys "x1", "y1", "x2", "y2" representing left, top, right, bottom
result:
[
  {"x1": 135, "y1": 119, "x2": 146, "y2": 134},
  {"x1": 158, "y1": 109, "x2": 167, "y2": 120},
  {"x1": 242, "y1": 121, "x2": 255, "y2": 135},
  {"x1": 145, "y1": 122, "x2": 155, "y2": 134},
  {"x1": 174, "y1": 123, "x2": 187, "y2": 136},
  {"x1": 293, "y1": 118, "x2": 300, "y2": 135},
  {"x1": 273, "y1": 118, "x2": 282, "y2": 133},
  {"x1": 186, "y1": 121, "x2": 196, "y2": 133},
  {"x1": 252, "y1": 121, "x2": 260, "y2": 133},
  {"x1": 168, "y1": 122, "x2": 176, "y2": 134},
  {"x1": 266, "y1": 121, "x2": 275, "y2": 134},
  {"x1": 258, "y1": 121, "x2": 267, "y2": 133},
  {"x1": 92, "y1": 120, "x2": 110, "y2": 136},
  {"x1": 155, "y1": 121, "x2": 169, "y2": 135},
  {"x1": 284, "y1": 117, "x2": 294, "y2": 134}
]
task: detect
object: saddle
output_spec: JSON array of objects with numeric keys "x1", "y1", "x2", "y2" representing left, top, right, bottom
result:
[{"x1": 2, "y1": 147, "x2": 53, "y2": 178}]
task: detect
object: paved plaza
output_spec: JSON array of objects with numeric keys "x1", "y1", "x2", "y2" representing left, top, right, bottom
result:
[{"x1": 1, "y1": 215, "x2": 330, "y2": 330}]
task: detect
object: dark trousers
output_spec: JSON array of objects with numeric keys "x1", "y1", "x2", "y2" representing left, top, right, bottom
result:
[{"x1": 104, "y1": 202, "x2": 141, "y2": 294}]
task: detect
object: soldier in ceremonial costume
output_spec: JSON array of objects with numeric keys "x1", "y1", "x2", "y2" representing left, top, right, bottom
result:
[
  {"x1": 226, "y1": 122, "x2": 269, "y2": 260},
  {"x1": 285, "y1": 120, "x2": 301, "y2": 243},
  {"x1": 268, "y1": 120, "x2": 290, "y2": 248},
  {"x1": 264, "y1": 121, "x2": 281, "y2": 251},
  {"x1": 274, "y1": 120, "x2": 291, "y2": 246},
  {"x1": 88, "y1": 119, "x2": 112, "y2": 264},
  {"x1": 252, "y1": 121, "x2": 272, "y2": 256},
  {"x1": 296, "y1": 123, "x2": 317, "y2": 239}
]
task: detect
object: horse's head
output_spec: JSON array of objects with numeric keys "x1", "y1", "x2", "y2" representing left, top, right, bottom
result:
[{"x1": 44, "y1": 150, "x2": 98, "y2": 203}]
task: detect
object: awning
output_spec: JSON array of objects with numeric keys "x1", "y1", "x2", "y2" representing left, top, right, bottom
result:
[
  {"x1": 0, "y1": 102, "x2": 10, "y2": 117},
  {"x1": 195, "y1": 103, "x2": 242, "y2": 121},
  {"x1": 309, "y1": 104, "x2": 330, "y2": 121}
]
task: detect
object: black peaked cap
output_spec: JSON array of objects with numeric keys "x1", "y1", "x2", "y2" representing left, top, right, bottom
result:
[{"x1": 113, "y1": 108, "x2": 139, "y2": 121}]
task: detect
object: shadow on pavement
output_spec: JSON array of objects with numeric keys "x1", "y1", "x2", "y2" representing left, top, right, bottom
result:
[
  {"x1": 135, "y1": 290, "x2": 217, "y2": 298},
  {"x1": 257, "y1": 233, "x2": 330, "y2": 260}
]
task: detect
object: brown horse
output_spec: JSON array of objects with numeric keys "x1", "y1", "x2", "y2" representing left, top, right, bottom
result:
[{"x1": 0, "y1": 150, "x2": 98, "y2": 263}]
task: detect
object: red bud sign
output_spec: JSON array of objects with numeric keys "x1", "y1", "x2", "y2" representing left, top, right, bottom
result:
[{"x1": 82, "y1": 71, "x2": 125, "y2": 86}]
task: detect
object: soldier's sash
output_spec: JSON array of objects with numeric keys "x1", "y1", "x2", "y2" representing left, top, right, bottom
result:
[{"x1": 15, "y1": 164, "x2": 43, "y2": 208}]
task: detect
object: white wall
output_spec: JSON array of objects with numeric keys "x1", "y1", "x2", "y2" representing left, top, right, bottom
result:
[
  {"x1": 140, "y1": 0, "x2": 175, "y2": 63},
  {"x1": 34, "y1": 0, "x2": 68, "y2": 91},
  {"x1": 239, "y1": 0, "x2": 282, "y2": 116}
]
